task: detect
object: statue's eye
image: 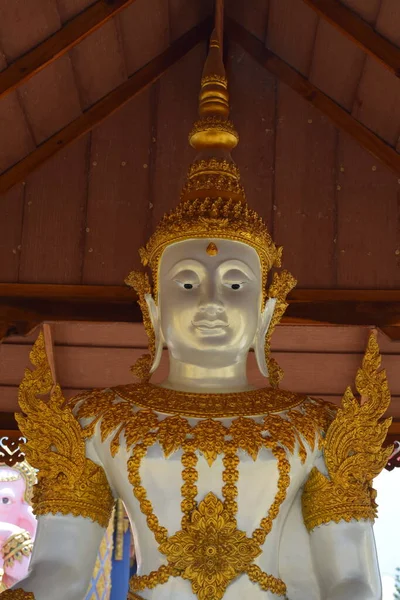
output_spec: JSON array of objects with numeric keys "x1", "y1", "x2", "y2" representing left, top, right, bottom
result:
[
  {"x1": 1, "y1": 497, "x2": 10, "y2": 505},
  {"x1": 174, "y1": 280, "x2": 199, "y2": 290},
  {"x1": 223, "y1": 282, "x2": 245, "y2": 290}
]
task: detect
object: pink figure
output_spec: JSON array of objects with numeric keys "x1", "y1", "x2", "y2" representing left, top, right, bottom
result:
[{"x1": 0, "y1": 461, "x2": 37, "y2": 590}]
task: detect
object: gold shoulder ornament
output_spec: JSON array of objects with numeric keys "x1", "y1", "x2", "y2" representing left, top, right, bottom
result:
[
  {"x1": 302, "y1": 333, "x2": 393, "y2": 531},
  {"x1": 15, "y1": 332, "x2": 115, "y2": 528}
]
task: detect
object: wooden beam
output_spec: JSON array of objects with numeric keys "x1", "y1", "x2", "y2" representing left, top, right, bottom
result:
[
  {"x1": 226, "y1": 18, "x2": 400, "y2": 175},
  {"x1": 0, "y1": 0, "x2": 138, "y2": 101},
  {"x1": 1, "y1": 284, "x2": 400, "y2": 338},
  {"x1": 0, "y1": 18, "x2": 211, "y2": 195},
  {"x1": 301, "y1": 0, "x2": 400, "y2": 77}
]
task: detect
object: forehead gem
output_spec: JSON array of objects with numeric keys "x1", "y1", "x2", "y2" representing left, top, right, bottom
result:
[{"x1": 206, "y1": 242, "x2": 219, "y2": 256}]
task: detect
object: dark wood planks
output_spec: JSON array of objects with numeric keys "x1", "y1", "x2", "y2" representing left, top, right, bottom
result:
[
  {"x1": 352, "y1": 1, "x2": 400, "y2": 148},
  {"x1": 336, "y1": 135, "x2": 400, "y2": 288},
  {"x1": 267, "y1": 0, "x2": 337, "y2": 286},
  {"x1": 168, "y1": 0, "x2": 213, "y2": 41},
  {"x1": 0, "y1": 0, "x2": 82, "y2": 148},
  {"x1": 227, "y1": 18, "x2": 400, "y2": 176},
  {"x1": 67, "y1": 18, "x2": 127, "y2": 110},
  {"x1": 18, "y1": 139, "x2": 89, "y2": 283},
  {"x1": 310, "y1": 18, "x2": 367, "y2": 111},
  {"x1": 0, "y1": 0, "x2": 137, "y2": 100},
  {"x1": 0, "y1": 186, "x2": 25, "y2": 282},
  {"x1": 228, "y1": 42, "x2": 276, "y2": 228},
  {"x1": 267, "y1": 0, "x2": 318, "y2": 76},
  {"x1": 302, "y1": 0, "x2": 400, "y2": 76},
  {"x1": 226, "y1": 0, "x2": 270, "y2": 40},
  {"x1": 0, "y1": 19, "x2": 210, "y2": 195},
  {"x1": 82, "y1": 91, "x2": 152, "y2": 284},
  {"x1": 118, "y1": 0, "x2": 169, "y2": 75},
  {"x1": 273, "y1": 85, "x2": 337, "y2": 286}
]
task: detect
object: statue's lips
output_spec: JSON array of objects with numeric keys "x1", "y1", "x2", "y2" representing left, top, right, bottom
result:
[{"x1": 192, "y1": 319, "x2": 228, "y2": 334}]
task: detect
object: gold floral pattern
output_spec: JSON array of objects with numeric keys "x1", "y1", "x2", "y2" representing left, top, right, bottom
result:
[
  {"x1": 302, "y1": 333, "x2": 393, "y2": 531},
  {"x1": 159, "y1": 492, "x2": 261, "y2": 600}
]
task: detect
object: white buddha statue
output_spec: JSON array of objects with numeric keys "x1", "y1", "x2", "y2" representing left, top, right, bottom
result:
[{"x1": 1, "y1": 29, "x2": 392, "y2": 600}]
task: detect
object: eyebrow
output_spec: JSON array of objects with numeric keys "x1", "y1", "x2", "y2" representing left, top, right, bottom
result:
[
  {"x1": 166, "y1": 259, "x2": 206, "y2": 278},
  {"x1": 217, "y1": 259, "x2": 257, "y2": 280}
]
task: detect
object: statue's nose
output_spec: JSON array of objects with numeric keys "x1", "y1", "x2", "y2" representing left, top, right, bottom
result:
[
  {"x1": 199, "y1": 302, "x2": 224, "y2": 314},
  {"x1": 198, "y1": 278, "x2": 225, "y2": 315}
]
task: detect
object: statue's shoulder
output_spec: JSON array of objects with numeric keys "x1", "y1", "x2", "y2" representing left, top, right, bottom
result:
[
  {"x1": 268, "y1": 388, "x2": 337, "y2": 428},
  {"x1": 69, "y1": 383, "x2": 143, "y2": 414}
]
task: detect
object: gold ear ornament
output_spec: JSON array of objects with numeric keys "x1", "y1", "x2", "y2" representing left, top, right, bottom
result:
[
  {"x1": 264, "y1": 270, "x2": 297, "y2": 388},
  {"x1": 124, "y1": 271, "x2": 155, "y2": 383}
]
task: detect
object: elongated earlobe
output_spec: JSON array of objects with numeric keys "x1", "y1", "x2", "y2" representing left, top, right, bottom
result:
[
  {"x1": 254, "y1": 298, "x2": 277, "y2": 378},
  {"x1": 145, "y1": 294, "x2": 164, "y2": 374}
]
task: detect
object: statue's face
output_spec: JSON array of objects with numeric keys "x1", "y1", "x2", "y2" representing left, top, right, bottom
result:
[
  {"x1": 158, "y1": 239, "x2": 262, "y2": 367},
  {"x1": 0, "y1": 470, "x2": 26, "y2": 525}
]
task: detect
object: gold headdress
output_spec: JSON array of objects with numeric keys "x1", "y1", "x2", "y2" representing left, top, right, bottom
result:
[
  {"x1": 0, "y1": 460, "x2": 37, "y2": 504},
  {"x1": 137, "y1": 31, "x2": 282, "y2": 299},
  {"x1": 126, "y1": 21, "x2": 296, "y2": 387}
]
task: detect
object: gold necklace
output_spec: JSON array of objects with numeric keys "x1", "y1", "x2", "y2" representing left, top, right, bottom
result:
[{"x1": 113, "y1": 382, "x2": 306, "y2": 418}]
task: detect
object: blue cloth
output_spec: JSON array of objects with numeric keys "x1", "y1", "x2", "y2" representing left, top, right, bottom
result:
[{"x1": 110, "y1": 528, "x2": 131, "y2": 600}]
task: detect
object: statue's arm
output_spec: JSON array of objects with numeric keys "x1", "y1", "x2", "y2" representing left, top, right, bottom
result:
[
  {"x1": 2, "y1": 514, "x2": 106, "y2": 600},
  {"x1": 306, "y1": 456, "x2": 381, "y2": 600},
  {"x1": 1, "y1": 333, "x2": 115, "y2": 599},
  {"x1": 301, "y1": 334, "x2": 392, "y2": 600}
]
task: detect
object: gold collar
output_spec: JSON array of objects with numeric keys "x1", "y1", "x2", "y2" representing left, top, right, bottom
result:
[{"x1": 113, "y1": 382, "x2": 306, "y2": 418}]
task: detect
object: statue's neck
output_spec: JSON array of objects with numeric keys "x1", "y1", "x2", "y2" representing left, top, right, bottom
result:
[{"x1": 160, "y1": 355, "x2": 254, "y2": 393}]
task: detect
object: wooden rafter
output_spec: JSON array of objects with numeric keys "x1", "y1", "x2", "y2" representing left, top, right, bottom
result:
[
  {"x1": 0, "y1": 18, "x2": 210, "y2": 195},
  {"x1": 226, "y1": 18, "x2": 400, "y2": 176},
  {"x1": 0, "y1": 0, "x2": 138, "y2": 101},
  {"x1": 1, "y1": 284, "x2": 400, "y2": 339},
  {"x1": 301, "y1": 0, "x2": 400, "y2": 77}
]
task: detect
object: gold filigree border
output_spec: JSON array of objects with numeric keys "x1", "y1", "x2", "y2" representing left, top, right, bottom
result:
[{"x1": 112, "y1": 382, "x2": 307, "y2": 418}]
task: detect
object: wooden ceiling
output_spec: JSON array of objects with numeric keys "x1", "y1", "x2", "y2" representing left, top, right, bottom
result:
[
  {"x1": 0, "y1": 0, "x2": 398, "y2": 288},
  {"x1": 0, "y1": 0, "x2": 399, "y2": 440}
]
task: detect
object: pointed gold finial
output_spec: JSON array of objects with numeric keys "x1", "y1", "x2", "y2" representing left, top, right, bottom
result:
[{"x1": 189, "y1": 30, "x2": 238, "y2": 151}]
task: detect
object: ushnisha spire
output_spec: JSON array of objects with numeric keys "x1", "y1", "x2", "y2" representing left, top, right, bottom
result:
[
  {"x1": 138, "y1": 31, "x2": 282, "y2": 298},
  {"x1": 189, "y1": 29, "x2": 238, "y2": 152}
]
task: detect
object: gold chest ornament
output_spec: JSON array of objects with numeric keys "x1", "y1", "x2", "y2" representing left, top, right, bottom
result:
[{"x1": 71, "y1": 384, "x2": 335, "y2": 600}]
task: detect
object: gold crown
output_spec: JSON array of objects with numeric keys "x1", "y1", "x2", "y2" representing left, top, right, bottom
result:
[
  {"x1": 139, "y1": 161, "x2": 282, "y2": 297},
  {"x1": 0, "y1": 460, "x2": 37, "y2": 504},
  {"x1": 139, "y1": 31, "x2": 282, "y2": 298}
]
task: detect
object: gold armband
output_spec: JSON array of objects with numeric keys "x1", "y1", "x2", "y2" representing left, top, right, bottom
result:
[
  {"x1": 15, "y1": 333, "x2": 115, "y2": 528},
  {"x1": 2, "y1": 532, "x2": 33, "y2": 569},
  {"x1": 302, "y1": 334, "x2": 392, "y2": 531},
  {"x1": 0, "y1": 590, "x2": 35, "y2": 599}
]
